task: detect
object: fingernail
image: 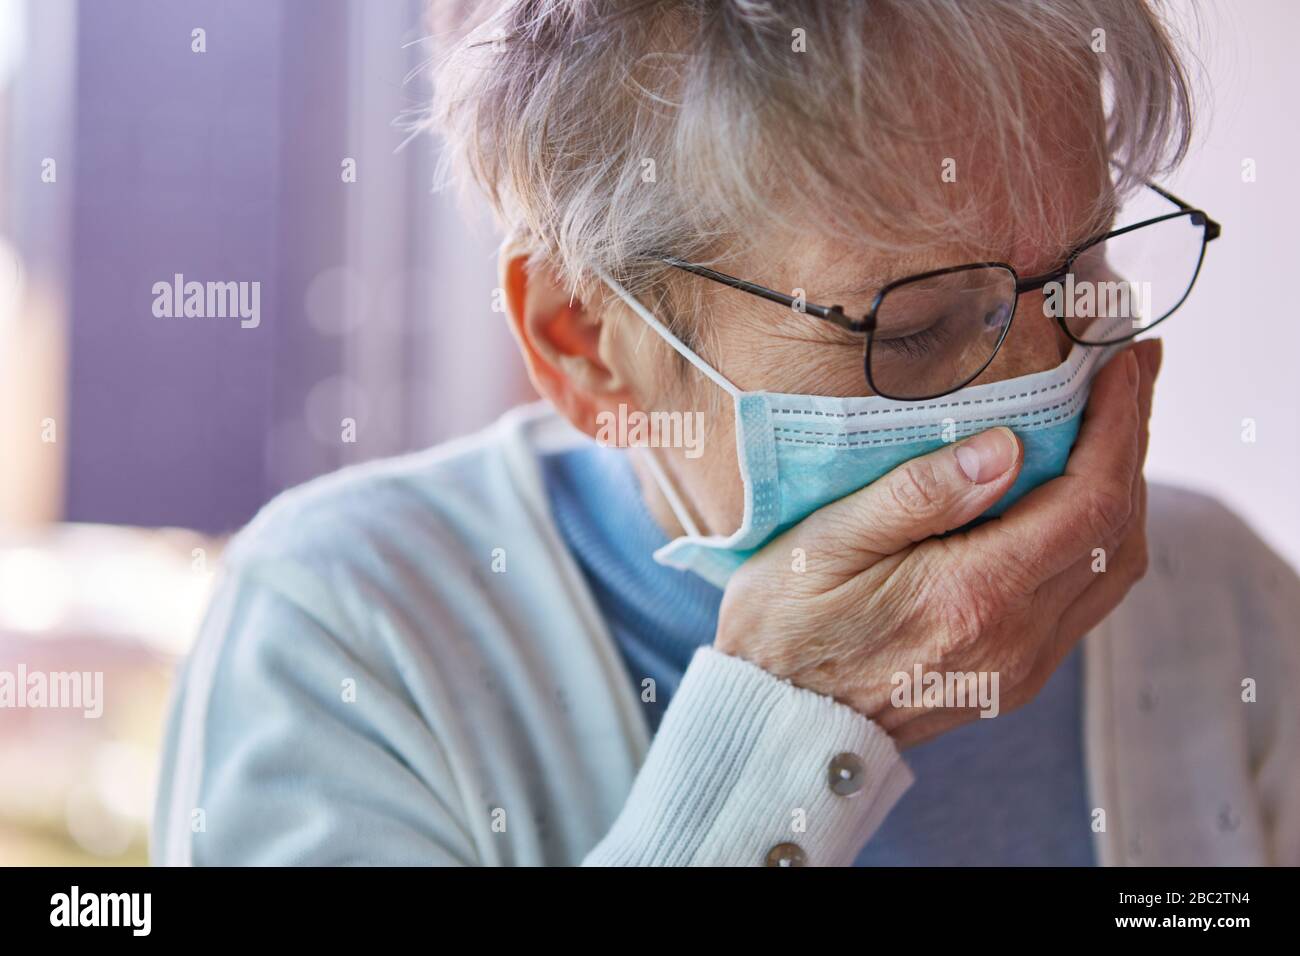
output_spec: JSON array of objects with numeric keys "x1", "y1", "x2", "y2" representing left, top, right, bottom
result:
[
  {"x1": 955, "y1": 427, "x2": 1018, "y2": 484},
  {"x1": 1150, "y1": 338, "x2": 1164, "y2": 381},
  {"x1": 1125, "y1": 349, "x2": 1139, "y2": 389}
]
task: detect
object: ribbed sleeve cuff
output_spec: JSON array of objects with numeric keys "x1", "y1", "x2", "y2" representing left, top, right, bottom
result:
[{"x1": 583, "y1": 646, "x2": 914, "y2": 866}]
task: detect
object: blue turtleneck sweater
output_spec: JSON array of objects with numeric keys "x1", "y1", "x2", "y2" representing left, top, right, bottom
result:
[{"x1": 540, "y1": 443, "x2": 1094, "y2": 866}]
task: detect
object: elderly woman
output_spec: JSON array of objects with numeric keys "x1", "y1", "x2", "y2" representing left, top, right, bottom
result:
[{"x1": 154, "y1": 0, "x2": 1299, "y2": 866}]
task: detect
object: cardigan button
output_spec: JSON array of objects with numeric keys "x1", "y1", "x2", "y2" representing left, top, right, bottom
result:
[
  {"x1": 828, "y1": 752, "x2": 865, "y2": 796},
  {"x1": 765, "y1": 843, "x2": 807, "y2": 867}
]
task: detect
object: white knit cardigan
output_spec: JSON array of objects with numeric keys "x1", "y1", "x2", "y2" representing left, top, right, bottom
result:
[{"x1": 154, "y1": 404, "x2": 1300, "y2": 866}]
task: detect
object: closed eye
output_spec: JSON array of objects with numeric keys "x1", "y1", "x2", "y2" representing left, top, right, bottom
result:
[{"x1": 873, "y1": 322, "x2": 950, "y2": 358}]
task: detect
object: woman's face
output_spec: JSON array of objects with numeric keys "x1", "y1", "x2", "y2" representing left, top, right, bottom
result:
[
  {"x1": 606, "y1": 133, "x2": 1114, "y2": 539},
  {"x1": 507, "y1": 63, "x2": 1118, "y2": 541}
]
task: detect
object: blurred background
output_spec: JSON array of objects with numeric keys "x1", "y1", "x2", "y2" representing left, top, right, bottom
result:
[
  {"x1": 0, "y1": 0, "x2": 1295, "y2": 864},
  {"x1": 0, "y1": 0, "x2": 530, "y2": 864}
]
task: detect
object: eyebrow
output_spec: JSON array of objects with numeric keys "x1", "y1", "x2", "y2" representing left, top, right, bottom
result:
[
  {"x1": 826, "y1": 198, "x2": 1123, "y2": 305},
  {"x1": 825, "y1": 255, "x2": 940, "y2": 304},
  {"x1": 826, "y1": 252, "x2": 984, "y2": 305}
]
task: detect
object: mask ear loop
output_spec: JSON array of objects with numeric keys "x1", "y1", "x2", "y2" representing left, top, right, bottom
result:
[
  {"x1": 637, "y1": 445, "x2": 702, "y2": 538},
  {"x1": 597, "y1": 269, "x2": 730, "y2": 540},
  {"x1": 598, "y1": 271, "x2": 740, "y2": 398}
]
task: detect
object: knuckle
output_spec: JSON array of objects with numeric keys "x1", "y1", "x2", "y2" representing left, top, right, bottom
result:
[
  {"x1": 932, "y1": 574, "x2": 996, "y2": 656},
  {"x1": 1082, "y1": 485, "x2": 1132, "y2": 542},
  {"x1": 889, "y1": 459, "x2": 945, "y2": 520},
  {"x1": 937, "y1": 603, "x2": 985, "y2": 658}
]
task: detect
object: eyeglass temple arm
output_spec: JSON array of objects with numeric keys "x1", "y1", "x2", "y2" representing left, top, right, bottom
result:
[
  {"x1": 1146, "y1": 181, "x2": 1221, "y2": 241},
  {"x1": 661, "y1": 181, "x2": 1221, "y2": 326},
  {"x1": 660, "y1": 257, "x2": 869, "y2": 332}
]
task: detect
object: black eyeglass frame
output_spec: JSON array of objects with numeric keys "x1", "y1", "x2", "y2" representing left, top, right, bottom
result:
[{"x1": 662, "y1": 183, "x2": 1220, "y2": 401}]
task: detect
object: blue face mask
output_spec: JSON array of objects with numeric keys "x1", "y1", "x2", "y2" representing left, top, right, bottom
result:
[{"x1": 601, "y1": 274, "x2": 1129, "y2": 589}]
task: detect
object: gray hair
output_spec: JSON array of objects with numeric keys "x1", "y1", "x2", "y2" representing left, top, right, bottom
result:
[{"x1": 424, "y1": 0, "x2": 1193, "y2": 335}]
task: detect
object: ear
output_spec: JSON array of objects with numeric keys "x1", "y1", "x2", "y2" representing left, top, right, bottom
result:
[{"x1": 500, "y1": 246, "x2": 637, "y2": 438}]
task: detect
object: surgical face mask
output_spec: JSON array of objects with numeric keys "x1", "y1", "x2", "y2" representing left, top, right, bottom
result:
[{"x1": 601, "y1": 274, "x2": 1131, "y2": 589}]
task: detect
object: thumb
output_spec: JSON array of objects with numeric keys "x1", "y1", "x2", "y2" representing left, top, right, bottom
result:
[{"x1": 780, "y1": 426, "x2": 1023, "y2": 567}]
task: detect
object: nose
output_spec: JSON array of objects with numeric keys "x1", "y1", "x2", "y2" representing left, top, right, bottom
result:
[{"x1": 970, "y1": 290, "x2": 1071, "y2": 385}]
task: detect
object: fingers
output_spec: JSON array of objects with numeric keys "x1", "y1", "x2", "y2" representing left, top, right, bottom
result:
[
  {"x1": 963, "y1": 344, "x2": 1148, "y2": 585},
  {"x1": 774, "y1": 425, "x2": 1023, "y2": 573},
  {"x1": 1034, "y1": 339, "x2": 1161, "y2": 610},
  {"x1": 1127, "y1": 336, "x2": 1161, "y2": 529},
  {"x1": 889, "y1": 498, "x2": 1150, "y2": 747},
  {"x1": 1132, "y1": 338, "x2": 1162, "y2": 467},
  {"x1": 1042, "y1": 516, "x2": 1149, "y2": 674},
  {"x1": 1123, "y1": 337, "x2": 1160, "y2": 533},
  {"x1": 846, "y1": 342, "x2": 1162, "y2": 743}
]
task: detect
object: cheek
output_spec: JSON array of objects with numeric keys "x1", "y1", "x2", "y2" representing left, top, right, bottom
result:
[
  {"x1": 667, "y1": 396, "x2": 746, "y2": 535},
  {"x1": 973, "y1": 298, "x2": 1073, "y2": 384},
  {"x1": 723, "y1": 324, "x2": 866, "y2": 397},
  {"x1": 697, "y1": 409, "x2": 745, "y2": 532},
  {"x1": 633, "y1": 343, "x2": 747, "y2": 536}
]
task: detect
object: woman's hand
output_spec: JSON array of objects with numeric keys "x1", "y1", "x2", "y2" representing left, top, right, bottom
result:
[{"x1": 715, "y1": 339, "x2": 1161, "y2": 749}]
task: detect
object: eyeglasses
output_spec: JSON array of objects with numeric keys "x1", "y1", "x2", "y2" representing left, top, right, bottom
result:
[{"x1": 663, "y1": 183, "x2": 1220, "y2": 401}]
